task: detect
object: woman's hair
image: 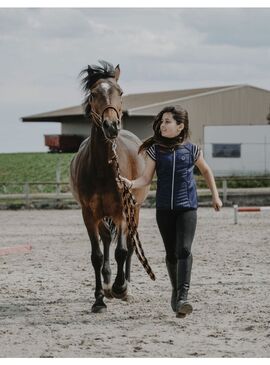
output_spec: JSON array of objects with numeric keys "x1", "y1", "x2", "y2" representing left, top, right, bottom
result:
[{"x1": 138, "y1": 105, "x2": 190, "y2": 153}]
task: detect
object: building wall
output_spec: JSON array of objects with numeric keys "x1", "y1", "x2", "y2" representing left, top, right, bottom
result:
[
  {"x1": 61, "y1": 116, "x2": 91, "y2": 136},
  {"x1": 204, "y1": 125, "x2": 270, "y2": 176},
  {"x1": 123, "y1": 115, "x2": 153, "y2": 140},
  {"x1": 60, "y1": 115, "x2": 154, "y2": 141},
  {"x1": 180, "y1": 86, "x2": 270, "y2": 146},
  {"x1": 58, "y1": 86, "x2": 270, "y2": 152},
  {"x1": 133, "y1": 86, "x2": 270, "y2": 146}
]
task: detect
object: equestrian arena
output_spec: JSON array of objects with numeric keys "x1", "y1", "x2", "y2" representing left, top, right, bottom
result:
[{"x1": 0, "y1": 207, "x2": 269, "y2": 357}]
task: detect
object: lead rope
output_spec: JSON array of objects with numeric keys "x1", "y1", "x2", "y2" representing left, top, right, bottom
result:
[{"x1": 111, "y1": 142, "x2": 156, "y2": 281}]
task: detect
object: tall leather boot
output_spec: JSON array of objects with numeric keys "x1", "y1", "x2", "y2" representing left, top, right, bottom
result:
[
  {"x1": 165, "y1": 258, "x2": 177, "y2": 312},
  {"x1": 176, "y1": 254, "x2": 193, "y2": 317}
]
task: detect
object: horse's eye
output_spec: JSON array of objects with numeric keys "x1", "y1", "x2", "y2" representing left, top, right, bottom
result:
[{"x1": 89, "y1": 93, "x2": 96, "y2": 102}]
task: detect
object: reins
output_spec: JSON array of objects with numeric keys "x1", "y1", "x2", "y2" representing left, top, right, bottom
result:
[{"x1": 90, "y1": 107, "x2": 156, "y2": 281}]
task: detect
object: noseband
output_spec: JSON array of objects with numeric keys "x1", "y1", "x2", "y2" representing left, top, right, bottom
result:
[{"x1": 90, "y1": 105, "x2": 121, "y2": 128}]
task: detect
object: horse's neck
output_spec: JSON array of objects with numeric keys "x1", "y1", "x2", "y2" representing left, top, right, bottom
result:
[{"x1": 90, "y1": 125, "x2": 114, "y2": 174}]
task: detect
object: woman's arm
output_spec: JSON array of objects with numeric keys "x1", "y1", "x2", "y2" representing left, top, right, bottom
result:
[
  {"x1": 120, "y1": 155, "x2": 156, "y2": 189},
  {"x1": 195, "y1": 151, "x2": 223, "y2": 211}
]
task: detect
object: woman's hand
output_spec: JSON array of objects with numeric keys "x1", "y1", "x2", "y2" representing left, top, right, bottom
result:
[
  {"x1": 212, "y1": 196, "x2": 223, "y2": 211},
  {"x1": 117, "y1": 175, "x2": 133, "y2": 189}
]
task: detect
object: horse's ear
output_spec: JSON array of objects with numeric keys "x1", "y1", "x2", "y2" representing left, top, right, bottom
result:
[{"x1": 115, "y1": 64, "x2": 120, "y2": 81}]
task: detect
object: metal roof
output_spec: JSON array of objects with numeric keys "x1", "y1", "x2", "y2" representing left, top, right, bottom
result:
[{"x1": 22, "y1": 84, "x2": 263, "y2": 122}]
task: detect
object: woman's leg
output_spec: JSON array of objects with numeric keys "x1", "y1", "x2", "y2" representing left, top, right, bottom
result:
[
  {"x1": 156, "y1": 210, "x2": 178, "y2": 312},
  {"x1": 175, "y1": 209, "x2": 197, "y2": 316},
  {"x1": 156, "y1": 210, "x2": 177, "y2": 264}
]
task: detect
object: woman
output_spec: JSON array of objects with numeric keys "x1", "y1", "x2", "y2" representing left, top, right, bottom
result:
[{"x1": 120, "y1": 105, "x2": 222, "y2": 318}]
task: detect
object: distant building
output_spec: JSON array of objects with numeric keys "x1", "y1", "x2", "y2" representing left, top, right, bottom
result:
[
  {"x1": 204, "y1": 125, "x2": 270, "y2": 176},
  {"x1": 22, "y1": 84, "x2": 270, "y2": 175}
]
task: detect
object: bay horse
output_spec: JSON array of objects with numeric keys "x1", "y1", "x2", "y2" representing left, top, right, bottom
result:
[{"x1": 70, "y1": 60, "x2": 154, "y2": 313}]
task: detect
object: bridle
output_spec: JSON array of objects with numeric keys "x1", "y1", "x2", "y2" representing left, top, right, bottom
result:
[{"x1": 90, "y1": 105, "x2": 121, "y2": 128}]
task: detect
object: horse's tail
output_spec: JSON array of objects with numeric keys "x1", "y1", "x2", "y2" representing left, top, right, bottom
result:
[{"x1": 122, "y1": 186, "x2": 156, "y2": 281}]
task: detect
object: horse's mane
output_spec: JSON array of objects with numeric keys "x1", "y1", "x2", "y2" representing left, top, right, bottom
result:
[{"x1": 80, "y1": 60, "x2": 116, "y2": 119}]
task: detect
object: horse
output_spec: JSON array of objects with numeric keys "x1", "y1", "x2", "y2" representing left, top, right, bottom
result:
[{"x1": 70, "y1": 60, "x2": 154, "y2": 313}]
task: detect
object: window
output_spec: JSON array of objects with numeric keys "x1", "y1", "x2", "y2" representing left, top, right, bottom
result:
[{"x1": 212, "y1": 144, "x2": 241, "y2": 158}]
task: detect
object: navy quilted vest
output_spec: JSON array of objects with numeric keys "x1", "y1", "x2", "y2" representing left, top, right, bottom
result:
[{"x1": 155, "y1": 143, "x2": 198, "y2": 209}]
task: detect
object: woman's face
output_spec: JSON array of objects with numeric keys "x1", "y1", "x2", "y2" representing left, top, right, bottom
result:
[{"x1": 160, "y1": 112, "x2": 184, "y2": 138}]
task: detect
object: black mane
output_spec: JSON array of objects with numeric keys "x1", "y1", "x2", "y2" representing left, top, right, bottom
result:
[{"x1": 80, "y1": 60, "x2": 116, "y2": 119}]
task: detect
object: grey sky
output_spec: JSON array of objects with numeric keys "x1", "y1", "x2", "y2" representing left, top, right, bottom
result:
[{"x1": 0, "y1": 8, "x2": 270, "y2": 152}]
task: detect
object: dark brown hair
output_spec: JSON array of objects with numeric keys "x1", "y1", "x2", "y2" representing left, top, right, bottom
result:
[{"x1": 138, "y1": 105, "x2": 190, "y2": 153}]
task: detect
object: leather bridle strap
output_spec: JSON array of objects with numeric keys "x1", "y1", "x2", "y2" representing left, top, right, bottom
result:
[
  {"x1": 90, "y1": 105, "x2": 120, "y2": 127},
  {"x1": 101, "y1": 105, "x2": 120, "y2": 122}
]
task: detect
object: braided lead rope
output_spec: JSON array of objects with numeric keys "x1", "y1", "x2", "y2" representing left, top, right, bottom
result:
[
  {"x1": 121, "y1": 184, "x2": 155, "y2": 281},
  {"x1": 111, "y1": 142, "x2": 156, "y2": 281},
  {"x1": 90, "y1": 110, "x2": 103, "y2": 127},
  {"x1": 121, "y1": 188, "x2": 156, "y2": 281}
]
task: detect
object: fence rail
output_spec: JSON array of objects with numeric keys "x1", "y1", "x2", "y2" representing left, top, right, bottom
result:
[
  {"x1": 0, "y1": 176, "x2": 270, "y2": 208},
  {"x1": 0, "y1": 176, "x2": 269, "y2": 208}
]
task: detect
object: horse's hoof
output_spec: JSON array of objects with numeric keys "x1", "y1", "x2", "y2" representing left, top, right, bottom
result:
[
  {"x1": 122, "y1": 293, "x2": 134, "y2": 302},
  {"x1": 121, "y1": 283, "x2": 133, "y2": 302},
  {"x1": 102, "y1": 284, "x2": 114, "y2": 299},
  {"x1": 111, "y1": 283, "x2": 128, "y2": 300},
  {"x1": 104, "y1": 289, "x2": 114, "y2": 299},
  {"x1": 91, "y1": 304, "x2": 107, "y2": 313},
  {"x1": 176, "y1": 312, "x2": 186, "y2": 319}
]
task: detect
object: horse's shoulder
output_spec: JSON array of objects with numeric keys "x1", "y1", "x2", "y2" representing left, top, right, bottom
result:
[
  {"x1": 118, "y1": 129, "x2": 141, "y2": 145},
  {"x1": 78, "y1": 136, "x2": 90, "y2": 151}
]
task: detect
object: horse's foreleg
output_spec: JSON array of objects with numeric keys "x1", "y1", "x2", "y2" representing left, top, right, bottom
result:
[
  {"x1": 112, "y1": 225, "x2": 128, "y2": 299},
  {"x1": 125, "y1": 237, "x2": 134, "y2": 282},
  {"x1": 82, "y1": 208, "x2": 106, "y2": 313},
  {"x1": 99, "y1": 223, "x2": 113, "y2": 299},
  {"x1": 122, "y1": 237, "x2": 134, "y2": 302}
]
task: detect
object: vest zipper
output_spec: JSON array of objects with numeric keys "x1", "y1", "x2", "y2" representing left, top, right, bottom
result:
[{"x1": 171, "y1": 150, "x2": 176, "y2": 210}]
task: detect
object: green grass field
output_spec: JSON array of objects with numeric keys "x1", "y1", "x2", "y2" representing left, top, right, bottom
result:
[
  {"x1": 0, "y1": 153, "x2": 75, "y2": 193},
  {"x1": 0, "y1": 152, "x2": 269, "y2": 194}
]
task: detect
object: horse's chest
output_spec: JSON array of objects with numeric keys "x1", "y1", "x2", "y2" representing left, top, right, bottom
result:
[{"x1": 89, "y1": 193, "x2": 121, "y2": 217}]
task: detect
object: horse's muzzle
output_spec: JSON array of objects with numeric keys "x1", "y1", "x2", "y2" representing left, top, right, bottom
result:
[{"x1": 103, "y1": 120, "x2": 119, "y2": 139}]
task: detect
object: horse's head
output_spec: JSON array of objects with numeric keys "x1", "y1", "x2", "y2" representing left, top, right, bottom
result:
[{"x1": 81, "y1": 61, "x2": 123, "y2": 140}]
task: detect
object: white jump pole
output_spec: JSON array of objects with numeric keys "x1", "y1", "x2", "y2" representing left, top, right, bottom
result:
[
  {"x1": 234, "y1": 205, "x2": 270, "y2": 224},
  {"x1": 234, "y1": 205, "x2": 238, "y2": 224}
]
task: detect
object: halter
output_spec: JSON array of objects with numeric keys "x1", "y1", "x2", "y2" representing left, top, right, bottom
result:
[{"x1": 90, "y1": 105, "x2": 121, "y2": 128}]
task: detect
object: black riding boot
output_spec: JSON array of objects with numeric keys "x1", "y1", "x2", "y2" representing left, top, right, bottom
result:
[
  {"x1": 165, "y1": 258, "x2": 177, "y2": 312},
  {"x1": 176, "y1": 254, "x2": 193, "y2": 317}
]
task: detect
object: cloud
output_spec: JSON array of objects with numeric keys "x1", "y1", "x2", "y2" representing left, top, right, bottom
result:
[
  {"x1": 0, "y1": 8, "x2": 270, "y2": 152},
  {"x1": 180, "y1": 8, "x2": 270, "y2": 48}
]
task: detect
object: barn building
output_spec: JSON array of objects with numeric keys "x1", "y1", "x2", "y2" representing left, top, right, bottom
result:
[{"x1": 22, "y1": 84, "x2": 270, "y2": 176}]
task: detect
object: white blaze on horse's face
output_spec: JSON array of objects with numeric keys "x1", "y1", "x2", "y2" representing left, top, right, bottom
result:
[
  {"x1": 100, "y1": 82, "x2": 110, "y2": 90},
  {"x1": 100, "y1": 82, "x2": 111, "y2": 104}
]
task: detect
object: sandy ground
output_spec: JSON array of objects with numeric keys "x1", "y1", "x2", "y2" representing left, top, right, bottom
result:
[{"x1": 0, "y1": 207, "x2": 269, "y2": 358}]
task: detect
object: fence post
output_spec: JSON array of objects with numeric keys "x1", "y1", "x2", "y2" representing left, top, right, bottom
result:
[
  {"x1": 56, "y1": 159, "x2": 61, "y2": 206},
  {"x1": 222, "y1": 179, "x2": 228, "y2": 204},
  {"x1": 23, "y1": 182, "x2": 30, "y2": 209}
]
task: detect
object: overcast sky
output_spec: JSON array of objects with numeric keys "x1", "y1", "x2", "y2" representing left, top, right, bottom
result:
[{"x1": 0, "y1": 7, "x2": 270, "y2": 153}]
